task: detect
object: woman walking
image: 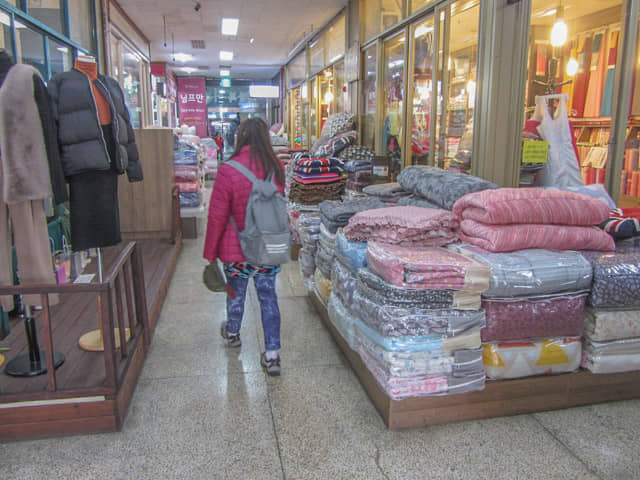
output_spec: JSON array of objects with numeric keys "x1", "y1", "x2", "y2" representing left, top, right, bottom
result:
[{"x1": 203, "y1": 118, "x2": 285, "y2": 375}]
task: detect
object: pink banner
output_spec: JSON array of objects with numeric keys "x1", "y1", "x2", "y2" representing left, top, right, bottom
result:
[{"x1": 178, "y1": 77, "x2": 207, "y2": 137}]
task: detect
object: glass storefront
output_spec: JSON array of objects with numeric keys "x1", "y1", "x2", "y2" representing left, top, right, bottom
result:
[
  {"x1": 382, "y1": 32, "x2": 405, "y2": 164},
  {"x1": 26, "y1": 0, "x2": 64, "y2": 35},
  {"x1": 48, "y1": 37, "x2": 73, "y2": 77},
  {"x1": 361, "y1": 0, "x2": 403, "y2": 44},
  {"x1": 621, "y1": 9, "x2": 640, "y2": 206},
  {"x1": 122, "y1": 46, "x2": 142, "y2": 128},
  {"x1": 68, "y1": 0, "x2": 95, "y2": 51},
  {"x1": 16, "y1": 25, "x2": 46, "y2": 77},
  {"x1": 309, "y1": 76, "x2": 318, "y2": 144},
  {"x1": 334, "y1": 60, "x2": 346, "y2": 113},
  {"x1": 0, "y1": 11, "x2": 12, "y2": 57},
  {"x1": 361, "y1": 45, "x2": 377, "y2": 151}
]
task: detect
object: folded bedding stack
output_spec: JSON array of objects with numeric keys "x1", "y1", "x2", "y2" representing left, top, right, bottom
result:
[
  {"x1": 452, "y1": 188, "x2": 615, "y2": 253},
  {"x1": 343, "y1": 206, "x2": 459, "y2": 247},
  {"x1": 174, "y1": 139, "x2": 204, "y2": 210},
  {"x1": 346, "y1": 242, "x2": 490, "y2": 399},
  {"x1": 581, "y1": 244, "x2": 640, "y2": 373},
  {"x1": 291, "y1": 210, "x2": 322, "y2": 290},
  {"x1": 397, "y1": 165, "x2": 499, "y2": 210},
  {"x1": 451, "y1": 244, "x2": 593, "y2": 380},
  {"x1": 318, "y1": 198, "x2": 387, "y2": 234},
  {"x1": 313, "y1": 223, "x2": 336, "y2": 305},
  {"x1": 362, "y1": 182, "x2": 410, "y2": 204},
  {"x1": 340, "y1": 146, "x2": 374, "y2": 195},
  {"x1": 286, "y1": 152, "x2": 345, "y2": 205}
]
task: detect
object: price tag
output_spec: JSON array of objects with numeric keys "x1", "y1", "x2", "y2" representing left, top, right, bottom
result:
[{"x1": 522, "y1": 140, "x2": 549, "y2": 163}]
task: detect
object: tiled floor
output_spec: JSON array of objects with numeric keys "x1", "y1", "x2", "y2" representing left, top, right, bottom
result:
[{"x1": 2, "y1": 235, "x2": 640, "y2": 479}]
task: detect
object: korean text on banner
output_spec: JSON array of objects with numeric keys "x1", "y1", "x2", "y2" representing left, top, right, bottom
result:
[{"x1": 178, "y1": 77, "x2": 207, "y2": 137}]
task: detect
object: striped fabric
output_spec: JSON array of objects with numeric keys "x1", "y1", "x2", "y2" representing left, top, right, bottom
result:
[
  {"x1": 458, "y1": 220, "x2": 615, "y2": 253},
  {"x1": 452, "y1": 187, "x2": 611, "y2": 225}
]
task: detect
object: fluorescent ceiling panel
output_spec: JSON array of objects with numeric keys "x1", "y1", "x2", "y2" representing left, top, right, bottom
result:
[{"x1": 221, "y1": 18, "x2": 239, "y2": 36}]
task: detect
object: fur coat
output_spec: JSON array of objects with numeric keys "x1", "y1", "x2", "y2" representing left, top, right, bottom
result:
[{"x1": 0, "y1": 64, "x2": 52, "y2": 204}]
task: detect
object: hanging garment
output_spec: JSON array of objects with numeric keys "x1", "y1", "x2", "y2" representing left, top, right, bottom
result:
[
  {"x1": 534, "y1": 94, "x2": 584, "y2": 187},
  {"x1": 600, "y1": 30, "x2": 619, "y2": 117},
  {"x1": 572, "y1": 36, "x2": 592, "y2": 118},
  {"x1": 583, "y1": 31, "x2": 608, "y2": 118}
]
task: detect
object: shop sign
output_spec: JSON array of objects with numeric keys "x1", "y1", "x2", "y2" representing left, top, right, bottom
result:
[
  {"x1": 522, "y1": 140, "x2": 549, "y2": 163},
  {"x1": 178, "y1": 77, "x2": 207, "y2": 137}
]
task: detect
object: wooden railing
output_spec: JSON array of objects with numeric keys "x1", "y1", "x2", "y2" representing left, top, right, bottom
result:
[{"x1": 0, "y1": 241, "x2": 149, "y2": 399}]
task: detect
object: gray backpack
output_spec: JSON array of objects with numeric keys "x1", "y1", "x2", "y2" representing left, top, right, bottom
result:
[{"x1": 227, "y1": 160, "x2": 291, "y2": 265}]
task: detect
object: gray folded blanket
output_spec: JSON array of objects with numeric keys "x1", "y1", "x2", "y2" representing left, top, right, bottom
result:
[
  {"x1": 397, "y1": 195, "x2": 441, "y2": 209},
  {"x1": 398, "y1": 166, "x2": 499, "y2": 210},
  {"x1": 318, "y1": 197, "x2": 387, "y2": 232},
  {"x1": 362, "y1": 182, "x2": 410, "y2": 202}
]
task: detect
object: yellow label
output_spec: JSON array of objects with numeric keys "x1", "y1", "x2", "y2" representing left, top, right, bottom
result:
[
  {"x1": 483, "y1": 344, "x2": 505, "y2": 367},
  {"x1": 522, "y1": 140, "x2": 549, "y2": 164},
  {"x1": 536, "y1": 340, "x2": 569, "y2": 366}
]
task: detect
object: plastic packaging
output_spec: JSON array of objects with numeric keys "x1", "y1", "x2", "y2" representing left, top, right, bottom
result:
[
  {"x1": 327, "y1": 293, "x2": 357, "y2": 349},
  {"x1": 483, "y1": 337, "x2": 582, "y2": 380},
  {"x1": 330, "y1": 257, "x2": 359, "y2": 307},
  {"x1": 357, "y1": 267, "x2": 480, "y2": 310},
  {"x1": 481, "y1": 291, "x2": 587, "y2": 342},
  {"x1": 179, "y1": 192, "x2": 201, "y2": 208},
  {"x1": 313, "y1": 268, "x2": 332, "y2": 305},
  {"x1": 366, "y1": 242, "x2": 489, "y2": 293},
  {"x1": 334, "y1": 231, "x2": 367, "y2": 272},
  {"x1": 298, "y1": 247, "x2": 316, "y2": 290},
  {"x1": 581, "y1": 249, "x2": 640, "y2": 310},
  {"x1": 582, "y1": 337, "x2": 640, "y2": 374},
  {"x1": 450, "y1": 245, "x2": 593, "y2": 297},
  {"x1": 584, "y1": 308, "x2": 640, "y2": 342}
]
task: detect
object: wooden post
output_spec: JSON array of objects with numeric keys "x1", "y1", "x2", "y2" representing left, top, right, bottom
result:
[
  {"x1": 123, "y1": 260, "x2": 137, "y2": 336},
  {"x1": 114, "y1": 274, "x2": 128, "y2": 358},
  {"x1": 100, "y1": 289, "x2": 117, "y2": 391},
  {"x1": 40, "y1": 294, "x2": 56, "y2": 392},
  {"x1": 131, "y1": 243, "x2": 151, "y2": 347}
]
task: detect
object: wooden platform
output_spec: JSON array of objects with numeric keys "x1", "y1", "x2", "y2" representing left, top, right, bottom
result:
[
  {"x1": 310, "y1": 292, "x2": 640, "y2": 429},
  {"x1": 0, "y1": 238, "x2": 181, "y2": 441}
]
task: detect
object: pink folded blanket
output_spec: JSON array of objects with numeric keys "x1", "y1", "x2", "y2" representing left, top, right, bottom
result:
[
  {"x1": 343, "y1": 206, "x2": 458, "y2": 246},
  {"x1": 453, "y1": 188, "x2": 611, "y2": 225},
  {"x1": 367, "y1": 242, "x2": 490, "y2": 292},
  {"x1": 458, "y1": 220, "x2": 615, "y2": 253}
]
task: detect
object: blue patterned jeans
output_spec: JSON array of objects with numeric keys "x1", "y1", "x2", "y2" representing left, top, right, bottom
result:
[{"x1": 225, "y1": 273, "x2": 281, "y2": 351}]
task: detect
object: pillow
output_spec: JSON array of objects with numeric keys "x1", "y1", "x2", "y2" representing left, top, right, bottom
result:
[
  {"x1": 316, "y1": 130, "x2": 357, "y2": 158},
  {"x1": 320, "y1": 113, "x2": 356, "y2": 138}
]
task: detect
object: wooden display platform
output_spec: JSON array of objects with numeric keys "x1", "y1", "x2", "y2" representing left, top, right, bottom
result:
[
  {"x1": 310, "y1": 292, "x2": 640, "y2": 429},
  {"x1": 0, "y1": 238, "x2": 181, "y2": 441}
]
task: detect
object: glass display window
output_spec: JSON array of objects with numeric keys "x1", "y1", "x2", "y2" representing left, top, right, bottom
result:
[
  {"x1": 361, "y1": 45, "x2": 377, "y2": 151},
  {"x1": 382, "y1": 32, "x2": 405, "y2": 166},
  {"x1": 309, "y1": 37, "x2": 324, "y2": 76},
  {"x1": 409, "y1": 16, "x2": 435, "y2": 165},
  {"x1": 309, "y1": 76, "x2": 318, "y2": 143},
  {"x1": 334, "y1": 60, "x2": 346, "y2": 113},
  {"x1": 526, "y1": 0, "x2": 622, "y2": 188},
  {"x1": 48, "y1": 37, "x2": 72, "y2": 78},
  {"x1": 621, "y1": 11, "x2": 640, "y2": 207},
  {"x1": 288, "y1": 51, "x2": 306, "y2": 89},
  {"x1": 15, "y1": 25, "x2": 46, "y2": 77},
  {"x1": 122, "y1": 45, "x2": 142, "y2": 128},
  {"x1": 68, "y1": 0, "x2": 95, "y2": 51},
  {"x1": 409, "y1": 0, "x2": 436, "y2": 16},
  {"x1": 325, "y1": 12, "x2": 346, "y2": 64},
  {"x1": 434, "y1": 0, "x2": 479, "y2": 172},
  {"x1": 290, "y1": 86, "x2": 305, "y2": 148},
  {"x1": 319, "y1": 67, "x2": 334, "y2": 133},
  {"x1": 360, "y1": 0, "x2": 403, "y2": 44},
  {"x1": 0, "y1": 11, "x2": 13, "y2": 57},
  {"x1": 26, "y1": 0, "x2": 64, "y2": 35}
]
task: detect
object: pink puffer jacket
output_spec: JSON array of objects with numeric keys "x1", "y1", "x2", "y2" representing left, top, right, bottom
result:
[{"x1": 203, "y1": 145, "x2": 285, "y2": 262}]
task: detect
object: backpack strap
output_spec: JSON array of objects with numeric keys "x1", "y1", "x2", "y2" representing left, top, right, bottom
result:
[{"x1": 226, "y1": 160, "x2": 259, "y2": 184}]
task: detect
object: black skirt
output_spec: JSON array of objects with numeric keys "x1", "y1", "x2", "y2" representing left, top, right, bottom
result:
[{"x1": 68, "y1": 124, "x2": 121, "y2": 251}]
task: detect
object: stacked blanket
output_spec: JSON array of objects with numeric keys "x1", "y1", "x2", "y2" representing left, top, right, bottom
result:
[
  {"x1": 362, "y1": 183, "x2": 410, "y2": 203},
  {"x1": 318, "y1": 198, "x2": 386, "y2": 233},
  {"x1": 315, "y1": 223, "x2": 337, "y2": 279},
  {"x1": 367, "y1": 243, "x2": 490, "y2": 293},
  {"x1": 343, "y1": 206, "x2": 459, "y2": 246},
  {"x1": 397, "y1": 195, "x2": 441, "y2": 209},
  {"x1": 581, "y1": 244, "x2": 640, "y2": 373},
  {"x1": 398, "y1": 165, "x2": 498, "y2": 210},
  {"x1": 334, "y1": 231, "x2": 368, "y2": 272},
  {"x1": 288, "y1": 177, "x2": 345, "y2": 205},
  {"x1": 453, "y1": 188, "x2": 615, "y2": 252},
  {"x1": 341, "y1": 146, "x2": 374, "y2": 194},
  {"x1": 293, "y1": 156, "x2": 344, "y2": 175}
]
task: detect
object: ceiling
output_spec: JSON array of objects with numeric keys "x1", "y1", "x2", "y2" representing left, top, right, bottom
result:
[{"x1": 116, "y1": 0, "x2": 348, "y2": 81}]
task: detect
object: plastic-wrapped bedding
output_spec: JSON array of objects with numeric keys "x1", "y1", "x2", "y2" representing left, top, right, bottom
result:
[
  {"x1": 334, "y1": 231, "x2": 367, "y2": 272},
  {"x1": 483, "y1": 337, "x2": 582, "y2": 380},
  {"x1": 313, "y1": 268, "x2": 332, "y2": 305},
  {"x1": 298, "y1": 247, "x2": 316, "y2": 289},
  {"x1": 584, "y1": 308, "x2": 640, "y2": 342},
  {"x1": 353, "y1": 289, "x2": 485, "y2": 338},
  {"x1": 318, "y1": 197, "x2": 386, "y2": 233},
  {"x1": 316, "y1": 246, "x2": 334, "y2": 279},
  {"x1": 481, "y1": 291, "x2": 587, "y2": 342},
  {"x1": 451, "y1": 245, "x2": 593, "y2": 297},
  {"x1": 458, "y1": 220, "x2": 615, "y2": 253},
  {"x1": 343, "y1": 206, "x2": 459, "y2": 246},
  {"x1": 327, "y1": 293, "x2": 357, "y2": 349},
  {"x1": 582, "y1": 338, "x2": 640, "y2": 374},
  {"x1": 367, "y1": 242, "x2": 489, "y2": 293},
  {"x1": 398, "y1": 165, "x2": 499, "y2": 210},
  {"x1": 452, "y1": 187, "x2": 611, "y2": 225},
  {"x1": 357, "y1": 267, "x2": 481, "y2": 310},
  {"x1": 359, "y1": 347, "x2": 485, "y2": 399},
  {"x1": 581, "y1": 249, "x2": 640, "y2": 310},
  {"x1": 330, "y1": 257, "x2": 359, "y2": 307}
]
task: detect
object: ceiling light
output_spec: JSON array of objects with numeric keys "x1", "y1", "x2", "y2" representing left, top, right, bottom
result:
[
  {"x1": 249, "y1": 37, "x2": 255, "y2": 44},
  {"x1": 220, "y1": 69, "x2": 230, "y2": 77},
  {"x1": 550, "y1": 6, "x2": 568, "y2": 47},
  {"x1": 250, "y1": 85, "x2": 279, "y2": 98},
  {"x1": 182, "y1": 67, "x2": 197, "y2": 74},
  {"x1": 219, "y1": 51, "x2": 233, "y2": 61},
  {"x1": 221, "y1": 18, "x2": 239, "y2": 36},
  {"x1": 174, "y1": 53, "x2": 194, "y2": 63}
]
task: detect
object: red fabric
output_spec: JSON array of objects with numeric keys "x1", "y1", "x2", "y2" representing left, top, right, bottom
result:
[{"x1": 203, "y1": 146, "x2": 285, "y2": 262}]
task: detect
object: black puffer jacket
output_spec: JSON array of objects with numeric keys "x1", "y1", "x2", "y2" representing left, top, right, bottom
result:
[{"x1": 47, "y1": 68, "x2": 142, "y2": 181}]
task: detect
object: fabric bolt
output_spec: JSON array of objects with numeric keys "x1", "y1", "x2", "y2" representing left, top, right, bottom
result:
[
  {"x1": 353, "y1": 288, "x2": 485, "y2": 338},
  {"x1": 458, "y1": 220, "x2": 615, "y2": 253},
  {"x1": 327, "y1": 292, "x2": 358, "y2": 349},
  {"x1": 334, "y1": 231, "x2": 367, "y2": 272},
  {"x1": 584, "y1": 31, "x2": 608, "y2": 118},
  {"x1": 357, "y1": 267, "x2": 480, "y2": 310},
  {"x1": 451, "y1": 245, "x2": 593, "y2": 297},
  {"x1": 582, "y1": 337, "x2": 640, "y2": 373},
  {"x1": 584, "y1": 308, "x2": 640, "y2": 342},
  {"x1": 362, "y1": 182, "x2": 410, "y2": 203},
  {"x1": 397, "y1": 165, "x2": 499, "y2": 210},
  {"x1": 572, "y1": 36, "x2": 592, "y2": 118},
  {"x1": 483, "y1": 337, "x2": 582, "y2": 380},
  {"x1": 343, "y1": 206, "x2": 459, "y2": 246},
  {"x1": 582, "y1": 249, "x2": 640, "y2": 309},
  {"x1": 397, "y1": 195, "x2": 441, "y2": 209},
  {"x1": 366, "y1": 242, "x2": 489, "y2": 293},
  {"x1": 225, "y1": 273, "x2": 281, "y2": 351},
  {"x1": 452, "y1": 187, "x2": 610, "y2": 226},
  {"x1": 481, "y1": 291, "x2": 588, "y2": 342}
]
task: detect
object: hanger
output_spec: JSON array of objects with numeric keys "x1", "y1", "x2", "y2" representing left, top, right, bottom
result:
[{"x1": 535, "y1": 94, "x2": 569, "y2": 102}]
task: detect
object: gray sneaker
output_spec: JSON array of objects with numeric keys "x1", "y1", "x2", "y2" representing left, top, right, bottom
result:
[
  {"x1": 261, "y1": 353, "x2": 281, "y2": 376},
  {"x1": 220, "y1": 323, "x2": 241, "y2": 347}
]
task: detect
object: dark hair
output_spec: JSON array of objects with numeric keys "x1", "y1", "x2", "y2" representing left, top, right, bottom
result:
[{"x1": 231, "y1": 118, "x2": 285, "y2": 186}]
